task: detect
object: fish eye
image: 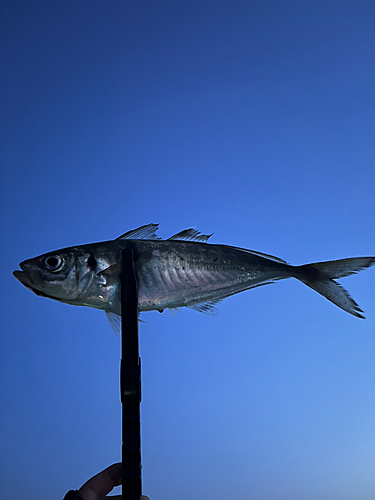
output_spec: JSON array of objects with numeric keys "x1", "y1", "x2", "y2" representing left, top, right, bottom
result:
[{"x1": 44, "y1": 255, "x2": 64, "y2": 272}]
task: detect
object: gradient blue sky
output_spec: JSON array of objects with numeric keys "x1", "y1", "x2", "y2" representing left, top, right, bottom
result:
[{"x1": 1, "y1": 1, "x2": 375, "y2": 499}]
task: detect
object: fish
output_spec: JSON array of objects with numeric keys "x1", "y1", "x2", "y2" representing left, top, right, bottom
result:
[{"x1": 13, "y1": 224, "x2": 375, "y2": 332}]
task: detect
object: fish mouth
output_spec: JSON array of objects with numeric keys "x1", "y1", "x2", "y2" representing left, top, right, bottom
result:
[
  {"x1": 13, "y1": 264, "x2": 52, "y2": 298},
  {"x1": 13, "y1": 262, "x2": 33, "y2": 287},
  {"x1": 13, "y1": 269, "x2": 28, "y2": 284}
]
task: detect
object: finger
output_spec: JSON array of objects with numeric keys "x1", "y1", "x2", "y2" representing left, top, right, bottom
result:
[
  {"x1": 79, "y1": 463, "x2": 122, "y2": 500},
  {"x1": 104, "y1": 496, "x2": 150, "y2": 500}
]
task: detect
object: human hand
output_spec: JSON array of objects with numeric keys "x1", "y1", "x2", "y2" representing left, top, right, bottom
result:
[{"x1": 64, "y1": 462, "x2": 150, "y2": 500}]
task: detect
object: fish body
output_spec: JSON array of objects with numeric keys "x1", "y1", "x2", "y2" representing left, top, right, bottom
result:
[{"x1": 13, "y1": 224, "x2": 375, "y2": 328}]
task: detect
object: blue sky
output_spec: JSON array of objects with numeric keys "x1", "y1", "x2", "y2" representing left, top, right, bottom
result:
[{"x1": 1, "y1": 1, "x2": 375, "y2": 499}]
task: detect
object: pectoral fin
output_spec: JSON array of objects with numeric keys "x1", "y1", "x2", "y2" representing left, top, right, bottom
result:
[{"x1": 97, "y1": 264, "x2": 122, "y2": 286}]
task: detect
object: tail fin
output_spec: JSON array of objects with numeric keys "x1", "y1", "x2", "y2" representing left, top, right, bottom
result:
[{"x1": 294, "y1": 257, "x2": 375, "y2": 318}]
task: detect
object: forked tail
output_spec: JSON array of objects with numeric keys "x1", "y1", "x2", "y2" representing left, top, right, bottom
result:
[{"x1": 294, "y1": 257, "x2": 375, "y2": 318}]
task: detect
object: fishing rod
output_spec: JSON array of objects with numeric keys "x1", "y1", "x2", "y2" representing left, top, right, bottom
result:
[{"x1": 121, "y1": 245, "x2": 142, "y2": 499}]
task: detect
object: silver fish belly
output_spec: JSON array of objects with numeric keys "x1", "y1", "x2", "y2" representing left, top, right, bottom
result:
[
  {"x1": 134, "y1": 240, "x2": 290, "y2": 313},
  {"x1": 13, "y1": 224, "x2": 375, "y2": 330}
]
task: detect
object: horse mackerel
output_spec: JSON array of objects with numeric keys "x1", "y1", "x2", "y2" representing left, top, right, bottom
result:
[{"x1": 13, "y1": 224, "x2": 375, "y2": 331}]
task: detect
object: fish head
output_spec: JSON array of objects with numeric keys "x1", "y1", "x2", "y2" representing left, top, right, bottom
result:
[{"x1": 13, "y1": 247, "x2": 98, "y2": 305}]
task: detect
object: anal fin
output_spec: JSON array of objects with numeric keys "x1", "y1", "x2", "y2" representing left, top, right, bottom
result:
[{"x1": 188, "y1": 299, "x2": 222, "y2": 315}]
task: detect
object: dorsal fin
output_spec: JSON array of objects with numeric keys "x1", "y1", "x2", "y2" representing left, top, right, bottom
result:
[
  {"x1": 168, "y1": 228, "x2": 212, "y2": 242},
  {"x1": 116, "y1": 223, "x2": 160, "y2": 240}
]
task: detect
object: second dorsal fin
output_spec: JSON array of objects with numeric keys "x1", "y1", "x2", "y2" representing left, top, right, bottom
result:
[{"x1": 168, "y1": 228, "x2": 212, "y2": 242}]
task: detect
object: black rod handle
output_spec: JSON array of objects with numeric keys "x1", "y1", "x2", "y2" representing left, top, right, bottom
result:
[{"x1": 121, "y1": 246, "x2": 142, "y2": 500}]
